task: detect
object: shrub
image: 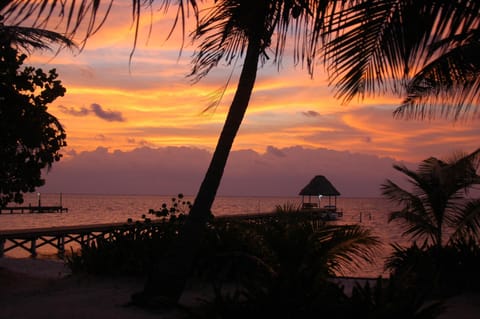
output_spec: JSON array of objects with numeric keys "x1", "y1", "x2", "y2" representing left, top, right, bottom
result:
[
  {"x1": 195, "y1": 212, "x2": 380, "y2": 318},
  {"x1": 66, "y1": 195, "x2": 188, "y2": 276},
  {"x1": 385, "y1": 238, "x2": 480, "y2": 297}
]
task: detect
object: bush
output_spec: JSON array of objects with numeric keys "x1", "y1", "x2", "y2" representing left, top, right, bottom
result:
[
  {"x1": 385, "y1": 238, "x2": 480, "y2": 297},
  {"x1": 66, "y1": 218, "x2": 186, "y2": 276},
  {"x1": 195, "y1": 213, "x2": 380, "y2": 318},
  {"x1": 66, "y1": 194, "x2": 189, "y2": 276}
]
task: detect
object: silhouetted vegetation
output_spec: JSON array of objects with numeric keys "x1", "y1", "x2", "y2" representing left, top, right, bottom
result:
[
  {"x1": 67, "y1": 195, "x2": 188, "y2": 275},
  {"x1": 195, "y1": 215, "x2": 381, "y2": 319},
  {"x1": 66, "y1": 217, "x2": 186, "y2": 276},
  {"x1": 383, "y1": 150, "x2": 480, "y2": 299},
  {"x1": 65, "y1": 191, "x2": 472, "y2": 317},
  {"x1": 0, "y1": 42, "x2": 67, "y2": 207},
  {"x1": 349, "y1": 276, "x2": 445, "y2": 319}
]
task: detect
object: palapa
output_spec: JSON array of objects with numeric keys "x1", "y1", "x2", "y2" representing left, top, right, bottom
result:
[{"x1": 299, "y1": 175, "x2": 340, "y2": 196}]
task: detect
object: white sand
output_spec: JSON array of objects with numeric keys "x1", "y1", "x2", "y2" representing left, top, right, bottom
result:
[{"x1": 1, "y1": 257, "x2": 479, "y2": 319}]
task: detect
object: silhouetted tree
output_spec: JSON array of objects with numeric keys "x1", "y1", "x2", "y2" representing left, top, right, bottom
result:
[
  {"x1": 0, "y1": 42, "x2": 67, "y2": 207},
  {"x1": 382, "y1": 149, "x2": 480, "y2": 249},
  {"x1": 137, "y1": 1, "x2": 339, "y2": 306}
]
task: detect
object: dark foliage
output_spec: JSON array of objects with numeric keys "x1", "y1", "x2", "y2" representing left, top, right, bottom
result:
[
  {"x1": 66, "y1": 209, "x2": 445, "y2": 318},
  {"x1": 386, "y1": 239, "x2": 480, "y2": 297},
  {"x1": 194, "y1": 213, "x2": 380, "y2": 318},
  {"x1": 148, "y1": 193, "x2": 193, "y2": 218},
  {"x1": 350, "y1": 276, "x2": 445, "y2": 319},
  {"x1": 0, "y1": 42, "x2": 66, "y2": 207},
  {"x1": 382, "y1": 149, "x2": 480, "y2": 249},
  {"x1": 66, "y1": 217, "x2": 186, "y2": 276},
  {"x1": 67, "y1": 195, "x2": 188, "y2": 275}
]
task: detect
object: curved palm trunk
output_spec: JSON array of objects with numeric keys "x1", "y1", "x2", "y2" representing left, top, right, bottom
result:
[{"x1": 133, "y1": 37, "x2": 262, "y2": 306}]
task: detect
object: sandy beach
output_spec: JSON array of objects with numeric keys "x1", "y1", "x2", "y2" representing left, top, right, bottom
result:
[
  {"x1": 1, "y1": 257, "x2": 479, "y2": 319},
  {"x1": 0, "y1": 258, "x2": 205, "y2": 319}
]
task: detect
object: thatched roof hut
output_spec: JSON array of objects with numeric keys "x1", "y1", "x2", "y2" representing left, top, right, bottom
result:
[
  {"x1": 299, "y1": 175, "x2": 340, "y2": 197},
  {"x1": 299, "y1": 175, "x2": 340, "y2": 209}
]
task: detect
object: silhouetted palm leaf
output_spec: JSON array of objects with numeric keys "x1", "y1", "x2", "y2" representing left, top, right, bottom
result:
[
  {"x1": 450, "y1": 199, "x2": 480, "y2": 242},
  {"x1": 395, "y1": 29, "x2": 480, "y2": 120},
  {"x1": 382, "y1": 148, "x2": 480, "y2": 248},
  {"x1": 0, "y1": 23, "x2": 75, "y2": 51},
  {"x1": 324, "y1": 0, "x2": 480, "y2": 119},
  {"x1": 190, "y1": 0, "x2": 334, "y2": 82},
  {"x1": 313, "y1": 224, "x2": 380, "y2": 275},
  {"x1": 1, "y1": 0, "x2": 198, "y2": 50}
]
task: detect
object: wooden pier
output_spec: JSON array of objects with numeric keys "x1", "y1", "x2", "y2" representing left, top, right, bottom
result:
[
  {"x1": 0, "y1": 210, "x2": 330, "y2": 258},
  {"x1": 0, "y1": 205, "x2": 68, "y2": 214},
  {"x1": 0, "y1": 220, "x2": 161, "y2": 258}
]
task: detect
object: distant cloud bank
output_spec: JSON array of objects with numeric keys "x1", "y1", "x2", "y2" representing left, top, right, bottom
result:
[{"x1": 41, "y1": 146, "x2": 412, "y2": 197}]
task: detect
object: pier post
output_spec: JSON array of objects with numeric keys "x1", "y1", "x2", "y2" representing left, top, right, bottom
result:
[
  {"x1": 57, "y1": 236, "x2": 65, "y2": 258},
  {"x1": 0, "y1": 239, "x2": 4, "y2": 257},
  {"x1": 30, "y1": 238, "x2": 37, "y2": 257}
]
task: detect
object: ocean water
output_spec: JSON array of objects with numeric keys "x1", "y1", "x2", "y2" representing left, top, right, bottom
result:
[{"x1": 0, "y1": 193, "x2": 406, "y2": 277}]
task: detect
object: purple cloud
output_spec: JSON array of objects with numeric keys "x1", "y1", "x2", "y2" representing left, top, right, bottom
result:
[
  {"x1": 58, "y1": 105, "x2": 89, "y2": 116},
  {"x1": 40, "y1": 146, "x2": 413, "y2": 197},
  {"x1": 58, "y1": 103, "x2": 125, "y2": 122},
  {"x1": 90, "y1": 103, "x2": 125, "y2": 122},
  {"x1": 302, "y1": 110, "x2": 321, "y2": 117}
]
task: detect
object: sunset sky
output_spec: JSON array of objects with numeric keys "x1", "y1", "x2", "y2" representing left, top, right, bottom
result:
[{"x1": 19, "y1": 2, "x2": 479, "y2": 197}]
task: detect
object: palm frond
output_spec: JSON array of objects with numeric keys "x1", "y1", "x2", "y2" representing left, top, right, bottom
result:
[
  {"x1": 190, "y1": 0, "x2": 339, "y2": 81},
  {"x1": 323, "y1": 0, "x2": 480, "y2": 120},
  {"x1": 0, "y1": 23, "x2": 76, "y2": 52},
  {"x1": 384, "y1": 149, "x2": 480, "y2": 247},
  {"x1": 447, "y1": 148, "x2": 480, "y2": 189},
  {"x1": 395, "y1": 28, "x2": 480, "y2": 120},
  {"x1": 381, "y1": 179, "x2": 424, "y2": 210},
  {"x1": 1, "y1": 1, "x2": 198, "y2": 50},
  {"x1": 1, "y1": 0, "x2": 114, "y2": 44},
  {"x1": 449, "y1": 199, "x2": 480, "y2": 243},
  {"x1": 189, "y1": 0, "x2": 250, "y2": 81},
  {"x1": 313, "y1": 224, "x2": 381, "y2": 275},
  {"x1": 389, "y1": 208, "x2": 439, "y2": 244},
  {"x1": 418, "y1": 149, "x2": 480, "y2": 202},
  {"x1": 382, "y1": 165, "x2": 444, "y2": 246},
  {"x1": 323, "y1": 0, "x2": 439, "y2": 102}
]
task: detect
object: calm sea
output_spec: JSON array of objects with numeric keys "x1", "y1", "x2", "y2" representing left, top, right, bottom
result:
[{"x1": 0, "y1": 193, "x2": 406, "y2": 277}]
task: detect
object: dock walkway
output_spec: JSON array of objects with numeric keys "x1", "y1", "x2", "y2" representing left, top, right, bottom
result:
[{"x1": 0, "y1": 206, "x2": 68, "y2": 214}]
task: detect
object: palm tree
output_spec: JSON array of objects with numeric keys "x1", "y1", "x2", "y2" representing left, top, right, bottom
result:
[
  {"x1": 322, "y1": 0, "x2": 480, "y2": 120},
  {"x1": 381, "y1": 148, "x2": 480, "y2": 249},
  {"x1": 137, "y1": 0, "x2": 342, "y2": 306},
  {"x1": 199, "y1": 217, "x2": 380, "y2": 318},
  {"x1": 2, "y1": 1, "x2": 340, "y2": 305}
]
